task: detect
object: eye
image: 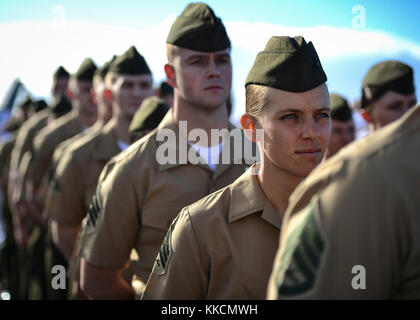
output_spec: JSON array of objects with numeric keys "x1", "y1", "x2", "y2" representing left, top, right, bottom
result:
[
  {"x1": 140, "y1": 82, "x2": 151, "y2": 89},
  {"x1": 280, "y1": 114, "x2": 298, "y2": 120},
  {"x1": 409, "y1": 100, "x2": 417, "y2": 108},
  {"x1": 217, "y1": 56, "x2": 230, "y2": 65},
  {"x1": 190, "y1": 58, "x2": 203, "y2": 65},
  {"x1": 121, "y1": 82, "x2": 134, "y2": 89},
  {"x1": 314, "y1": 112, "x2": 330, "y2": 119},
  {"x1": 387, "y1": 103, "x2": 402, "y2": 111}
]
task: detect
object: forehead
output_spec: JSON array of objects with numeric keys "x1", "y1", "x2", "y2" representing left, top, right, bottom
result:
[
  {"x1": 381, "y1": 91, "x2": 416, "y2": 103},
  {"x1": 54, "y1": 77, "x2": 69, "y2": 84},
  {"x1": 177, "y1": 47, "x2": 231, "y2": 60},
  {"x1": 264, "y1": 84, "x2": 330, "y2": 113},
  {"x1": 332, "y1": 119, "x2": 354, "y2": 128},
  {"x1": 75, "y1": 79, "x2": 92, "y2": 88},
  {"x1": 114, "y1": 73, "x2": 153, "y2": 83}
]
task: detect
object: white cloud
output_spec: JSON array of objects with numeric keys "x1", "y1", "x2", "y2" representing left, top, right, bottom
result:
[
  {"x1": 1, "y1": 18, "x2": 419, "y2": 123},
  {"x1": 226, "y1": 22, "x2": 420, "y2": 59}
]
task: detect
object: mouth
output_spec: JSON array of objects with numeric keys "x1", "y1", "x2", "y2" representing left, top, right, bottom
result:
[
  {"x1": 204, "y1": 85, "x2": 223, "y2": 91},
  {"x1": 295, "y1": 149, "x2": 322, "y2": 159},
  {"x1": 129, "y1": 100, "x2": 142, "y2": 108}
]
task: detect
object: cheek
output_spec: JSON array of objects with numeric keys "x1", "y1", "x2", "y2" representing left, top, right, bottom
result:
[
  {"x1": 118, "y1": 88, "x2": 131, "y2": 101},
  {"x1": 319, "y1": 121, "x2": 332, "y2": 146},
  {"x1": 372, "y1": 105, "x2": 393, "y2": 123},
  {"x1": 222, "y1": 68, "x2": 232, "y2": 85},
  {"x1": 183, "y1": 74, "x2": 198, "y2": 91},
  {"x1": 263, "y1": 123, "x2": 295, "y2": 153},
  {"x1": 141, "y1": 87, "x2": 154, "y2": 98},
  {"x1": 328, "y1": 134, "x2": 340, "y2": 147},
  {"x1": 81, "y1": 91, "x2": 91, "y2": 101}
]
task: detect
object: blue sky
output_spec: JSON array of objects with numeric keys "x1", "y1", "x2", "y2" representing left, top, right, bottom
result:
[
  {"x1": 1, "y1": 0, "x2": 419, "y2": 123},
  {"x1": 1, "y1": 0, "x2": 419, "y2": 43}
]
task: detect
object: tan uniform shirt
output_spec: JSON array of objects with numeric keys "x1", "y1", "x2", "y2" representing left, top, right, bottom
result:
[
  {"x1": 9, "y1": 109, "x2": 51, "y2": 172},
  {"x1": 79, "y1": 111, "x2": 253, "y2": 292},
  {"x1": 46, "y1": 120, "x2": 120, "y2": 225},
  {"x1": 19, "y1": 111, "x2": 83, "y2": 202},
  {"x1": 0, "y1": 135, "x2": 16, "y2": 191},
  {"x1": 8, "y1": 109, "x2": 50, "y2": 200},
  {"x1": 267, "y1": 105, "x2": 420, "y2": 300},
  {"x1": 142, "y1": 166, "x2": 282, "y2": 300},
  {"x1": 41, "y1": 121, "x2": 104, "y2": 219}
]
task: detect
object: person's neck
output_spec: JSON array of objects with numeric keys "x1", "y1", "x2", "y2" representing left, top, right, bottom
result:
[
  {"x1": 173, "y1": 95, "x2": 229, "y2": 147},
  {"x1": 75, "y1": 105, "x2": 97, "y2": 128},
  {"x1": 257, "y1": 156, "x2": 304, "y2": 217},
  {"x1": 96, "y1": 104, "x2": 112, "y2": 127},
  {"x1": 114, "y1": 114, "x2": 131, "y2": 144}
]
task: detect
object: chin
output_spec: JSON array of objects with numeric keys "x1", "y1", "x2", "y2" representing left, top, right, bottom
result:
[{"x1": 293, "y1": 159, "x2": 322, "y2": 177}]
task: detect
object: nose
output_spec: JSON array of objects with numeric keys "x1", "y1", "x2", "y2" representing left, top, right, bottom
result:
[
  {"x1": 301, "y1": 117, "x2": 319, "y2": 140},
  {"x1": 132, "y1": 84, "x2": 144, "y2": 97},
  {"x1": 206, "y1": 59, "x2": 221, "y2": 79}
]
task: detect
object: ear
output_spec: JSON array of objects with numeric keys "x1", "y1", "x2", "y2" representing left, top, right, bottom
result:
[
  {"x1": 91, "y1": 88, "x2": 97, "y2": 104},
  {"x1": 164, "y1": 64, "x2": 176, "y2": 88},
  {"x1": 241, "y1": 113, "x2": 258, "y2": 143},
  {"x1": 65, "y1": 89, "x2": 74, "y2": 101},
  {"x1": 360, "y1": 109, "x2": 372, "y2": 124},
  {"x1": 104, "y1": 88, "x2": 113, "y2": 103}
]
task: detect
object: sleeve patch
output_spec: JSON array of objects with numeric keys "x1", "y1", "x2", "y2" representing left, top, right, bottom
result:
[
  {"x1": 152, "y1": 225, "x2": 173, "y2": 275},
  {"x1": 276, "y1": 200, "x2": 326, "y2": 297},
  {"x1": 84, "y1": 187, "x2": 102, "y2": 234}
]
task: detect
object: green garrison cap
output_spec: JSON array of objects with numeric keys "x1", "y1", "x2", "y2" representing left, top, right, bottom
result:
[
  {"x1": 159, "y1": 81, "x2": 174, "y2": 97},
  {"x1": 129, "y1": 96, "x2": 169, "y2": 133},
  {"x1": 19, "y1": 96, "x2": 33, "y2": 111},
  {"x1": 30, "y1": 99, "x2": 48, "y2": 113},
  {"x1": 167, "y1": 2, "x2": 231, "y2": 52},
  {"x1": 108, "y1": 46, "x2": 151, "y2": 75},
  {"x1": 330, "y1": 93, "x2": 352, "y2": 121},
  {"x1": 361, "y1": 60, "x2": 415, "y2": 108},
  {"x1": 94, "y1": 55, "x2": 117, "y2": 80},
  {"x1": 51, "y1": 94, "x2": 72, "y2": 117},
  {"x1": 74, "y1": 58, "x2": 97, "y2": 81},
  {"x1": 53, "y1": 66, "x2": 70, "y2": 79},
  {"x1": 245, "y1": 36, "x2": 327, "y2": 92}
]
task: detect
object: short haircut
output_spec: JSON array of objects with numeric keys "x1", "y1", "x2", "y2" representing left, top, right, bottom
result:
[{"x1": 245, "y1": 84, "x2": 269, "y2": 119}]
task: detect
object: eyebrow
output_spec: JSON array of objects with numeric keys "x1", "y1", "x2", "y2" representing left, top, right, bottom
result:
[
  {"x1": 186, "y1": 53, "x2": 230, "y2": 61},
  {"x1": 277, "y1": 107, "x2": 330, "y2": 114},
  {"x1": 186, "y1": 54, "x2": 204, "y2": 59}
]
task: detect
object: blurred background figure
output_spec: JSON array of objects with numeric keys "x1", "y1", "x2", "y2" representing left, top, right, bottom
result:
[
  {"x1": 359, "y1": 60, "x2": 416, "y2": 132},
  {"x1": 50, "y1": 66, "x2": 70, "y2": 101},
  {"x1": 154, "y1": 81, "x2": 174, "y2": 109},
  {"x1": 324, "y1": 93, "x2": 355, "y2": 159},
  {"x1": 128, "y1": 96, "x2": 169, "y2": 143}
]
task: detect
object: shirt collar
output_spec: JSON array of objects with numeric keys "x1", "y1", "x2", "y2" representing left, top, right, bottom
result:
[
  {"x1": 155, "y1": 111, "x2": 258, "y2": 173},
  {"x1": 228, "y1": 165, "x2": 282, "y2": 229},
  {"x1": 94, "y1": 119, "x2": 121, "y2": 161}
]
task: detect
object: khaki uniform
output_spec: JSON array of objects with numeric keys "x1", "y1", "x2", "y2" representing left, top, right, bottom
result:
[
  {"x1": 0, "y1": 136, "x2": 16, "y2": 191},
  {"x1": 46, "y1": 120, "x2": 120, "y2": 225},
  {"x1": 267, "y1": 105, "x2": 420, "y2": 299},
  {"x1": 9, "y1": 109, "x2": 51, "y2": 171},
  {"x1": 42, "y1": 121, "x2": 104, "y2": 218},
  {"x1": 15, "y1": 111, "x2": 83, "y2": 299},
  {"x1": 79, "y1": 111, "x2": 253, "y2": 295},
  {"x1": 17, "y1": 111, "x2": 83, "y2": 202},
  {"x1": 8, "y1": 109, "x2": 51, "y2": 201},
  {"x1": 143, "y1": 166, "x2": 281, "y2": 299},
  {"x1": 40, "y1": 121, "x2": 105, "y2": 300}
]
